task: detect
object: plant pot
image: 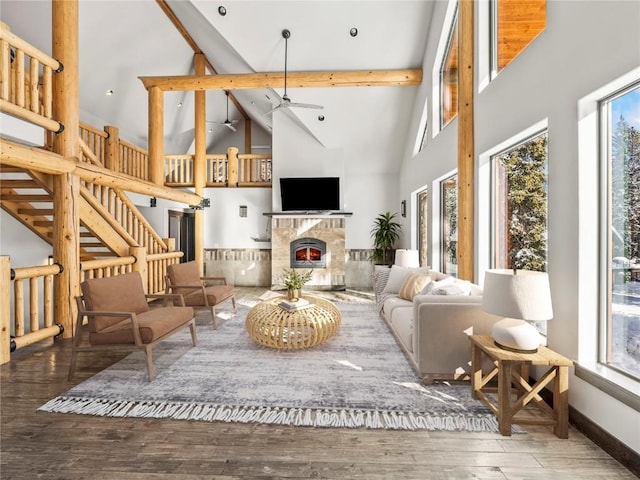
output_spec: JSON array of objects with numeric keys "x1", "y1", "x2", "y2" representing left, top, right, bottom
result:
[{"x1": 287, "y1": 288, "x2": 301, "y2": 302}]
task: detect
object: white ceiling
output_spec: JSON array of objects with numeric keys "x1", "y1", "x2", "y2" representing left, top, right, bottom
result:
[{"x1": 1, "y1": 0, "x2": 433, "y2": 172}]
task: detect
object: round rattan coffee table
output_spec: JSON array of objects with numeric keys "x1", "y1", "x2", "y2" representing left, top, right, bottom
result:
[{"x1": 245, "y1": 295, "x2": 341, "y2": 350}]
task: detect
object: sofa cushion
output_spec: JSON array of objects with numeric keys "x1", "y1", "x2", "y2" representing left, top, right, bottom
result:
[
  {"x1": 81, "y1": 272, "x2": 150, "y2": 333},
  {"x1": 381, "y1": 296, "x2": 412, "y2": 321},
  {"x1": 398, "y1": 273, "x2": 433, "y2": 301}
]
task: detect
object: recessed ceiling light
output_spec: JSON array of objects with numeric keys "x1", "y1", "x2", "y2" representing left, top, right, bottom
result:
[
  {"x1": 177, "y1": 102, "x2": 183, "y2": 107},
  {"x1": 349, "y1": 27, "x2": 358, "y2": 37},
  {"x1": 318, "y1": 115, "x2": 325, "y2": 121},
  {"x1": 218, "y1": 6, "x2": 226, "y2": 16},
  {"x1": 208, "y1": 128, "x2": 213, "y2": 133},
  {"x1": 106, "y1": 89, "x2": 114, "y2": 95}
]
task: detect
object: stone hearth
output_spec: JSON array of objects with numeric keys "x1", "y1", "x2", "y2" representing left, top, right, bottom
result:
[{"x1": 271, "y1": 216, "x2": 345, "y2": 290}]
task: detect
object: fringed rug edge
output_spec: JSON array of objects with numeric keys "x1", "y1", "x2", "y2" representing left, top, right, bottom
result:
[{"x1": 38, "y1": 396, "x2": 526, "y2": 433}]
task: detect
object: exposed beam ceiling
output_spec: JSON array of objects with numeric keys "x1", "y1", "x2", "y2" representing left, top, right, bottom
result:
[{"x1": 139, "y1": 69, "x2": 423, "y2": 91}]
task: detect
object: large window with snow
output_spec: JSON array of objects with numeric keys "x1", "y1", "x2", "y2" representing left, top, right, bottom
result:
[
  {"x1": 491, "y1": 130, "x2": 548, "y2": 271},
  {"x1": 600, "y1": 82, "x2": 640, "y2": 380},
  {"x1": 440, "y1": 174, "x2": 458, "y2": 276}
]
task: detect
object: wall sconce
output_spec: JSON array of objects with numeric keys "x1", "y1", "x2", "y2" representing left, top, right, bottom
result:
[
  {"x1": 239, "y1": 205, "x2": 248, "y2": 217},
  {"x1": 401, "y1": 200, "x2": 407, "y2": 217}
]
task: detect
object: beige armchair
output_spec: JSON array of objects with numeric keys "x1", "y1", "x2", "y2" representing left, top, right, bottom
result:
[
  {"x1": 68, "y1": 271, "x2": 197, "y2": 381},
  {"x1": 165, "y1": 261, "x2": 237, "y2": 329}
]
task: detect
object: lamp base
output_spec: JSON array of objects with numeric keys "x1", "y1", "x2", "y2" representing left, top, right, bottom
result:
[{"x1": 492, "y1": 318, "x2": 540, "y2": 354}]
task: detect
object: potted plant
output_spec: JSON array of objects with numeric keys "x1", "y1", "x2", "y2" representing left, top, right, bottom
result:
[
  {"x1": 370, "y1": 211, "x2": 401, "y2": 266},
  {"x1": 280, "y1": 268, "x2": 313, "y2": 301}
]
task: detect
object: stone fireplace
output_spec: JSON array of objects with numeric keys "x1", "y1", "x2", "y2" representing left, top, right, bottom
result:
[{"x1": 271, "y1": 215, "x2": 346, "y2": 290}]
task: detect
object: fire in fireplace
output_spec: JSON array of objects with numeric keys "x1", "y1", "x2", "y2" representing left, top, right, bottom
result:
[{"x1": 290, "y1": 237, "x2": 327, "y2": 268}]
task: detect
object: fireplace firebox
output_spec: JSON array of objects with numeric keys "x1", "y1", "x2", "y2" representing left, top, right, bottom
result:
[{"x1": 290, "y1": 238, "x2": 326, "y2": 268}]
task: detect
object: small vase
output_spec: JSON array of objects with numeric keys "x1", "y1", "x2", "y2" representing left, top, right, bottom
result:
[{"x1": 287, "y1": 288, "x2": 300, "y2": 302}]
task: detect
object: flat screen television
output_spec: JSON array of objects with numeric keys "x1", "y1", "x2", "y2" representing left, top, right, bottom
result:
[{"x1": 280, "y1": 177, "x2": 340, "y2": 212}]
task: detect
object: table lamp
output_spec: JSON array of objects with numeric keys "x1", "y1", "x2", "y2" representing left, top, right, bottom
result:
[
  {"x1": 482, "y1": 269, "x2": 553, "y2": 353},
  {"x1": 395, "y1": 249, "x2": 420, "y2": 268}
]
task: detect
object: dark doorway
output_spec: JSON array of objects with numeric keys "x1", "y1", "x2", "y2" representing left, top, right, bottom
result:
[{"x1": 168, "y1": 210, "x2": 195, "y2": 263}]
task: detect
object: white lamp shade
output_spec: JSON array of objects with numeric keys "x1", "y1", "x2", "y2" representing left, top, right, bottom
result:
[
  {"x1": 395, "y1": 249, "x2": 420, "y2": 268},
  {"x1": 482, "y1": 269, "x2": 553, "y2": 321}
]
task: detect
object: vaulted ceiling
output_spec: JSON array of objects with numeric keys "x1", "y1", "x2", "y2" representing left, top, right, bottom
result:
[{"x1": 2, "y1": 1, "x2": 434, "y2": 172}]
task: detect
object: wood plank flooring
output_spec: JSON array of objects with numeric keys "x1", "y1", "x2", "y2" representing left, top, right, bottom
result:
[{"x1": 1, "y1": 287, "x2": 636, "y2": 479}]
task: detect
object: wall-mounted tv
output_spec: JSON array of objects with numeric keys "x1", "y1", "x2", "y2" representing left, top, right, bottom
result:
[{"x1": 280, "y1": 177, "x2": 340, "y2": 212}]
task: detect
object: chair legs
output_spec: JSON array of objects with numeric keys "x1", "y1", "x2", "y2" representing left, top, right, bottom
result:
[
  {"x1": 189, "y1": 320, "x2": 198, "y2": 346},
  {"x1": 207, "y1": 295, "x2": 237, "y2": 329},
  {"x1": 144, "y1": 346, "x2": 155, "y2": 381}
]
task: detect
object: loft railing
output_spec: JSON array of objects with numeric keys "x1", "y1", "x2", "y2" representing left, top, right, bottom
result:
[
  {"x1": 0, "y1": 22, "x2": 62, "y2": 134},
  {"x1": 164, "y1": 151, "x2": 272, "y2": 187},
  {"x1": 120, "y1": 139, "x2": 148, "y2": 179}
]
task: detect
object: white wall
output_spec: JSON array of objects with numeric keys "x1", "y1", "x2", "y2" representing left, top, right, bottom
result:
[
  {"x1": 271, "y1": 106, "x2": 400, "y2": 248},
  {"x1": 399, "y1": 0, "x2": 640, "y2": 454},
  {"x1": 203, "y1": 187, "x2": 272, "y2": 248}
]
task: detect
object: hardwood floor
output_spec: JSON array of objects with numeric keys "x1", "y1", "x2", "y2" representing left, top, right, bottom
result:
[{"x1": 1, "y1": 287, "x2": 636, "y2": 479}]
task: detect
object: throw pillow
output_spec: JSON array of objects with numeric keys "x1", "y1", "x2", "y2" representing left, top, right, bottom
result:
[
  {"x1": 382, "y1": 265, "x2": 431, "y2": 294},
  {"x1": 430, "y1": 277, "x2": 473, "y2": 296},
  {"x1": 398, "y1": 273, "x2": 432, "y2": 301}
]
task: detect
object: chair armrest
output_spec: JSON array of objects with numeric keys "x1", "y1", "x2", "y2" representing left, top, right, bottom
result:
[
  {"x1": 77, "y1": 310, "x2": 144, "y2": 345},
  {"x1": 201, "y1": 276, "x2": 228, "y2": 285},
  {"x1": 146, "y1": 293, "x2": 186, "y2": 307},
  {"x1": 166, "y1": 283, "x2": 204, "y2": 289}
]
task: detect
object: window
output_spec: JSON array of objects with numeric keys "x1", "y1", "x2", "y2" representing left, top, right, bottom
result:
[
  {"x1": 441, "y1": 175, "x2": 458, "y2": 276},
  {"x1": 440, "y1": 8, "x2": 458, "y2": 129},
  {"x1": 491, "y1": 131, "x2": 548, "y2": 271},
  {"x1": 418, "y1": 188, "x2": 429, "y2": 267},
  {"x1": 600, "y1": 82, "x2": 640, "y2": 380},
  {"x1": 418, "y1": 119, "x2": 429, "y2": 152},
  {"x1": 491, "y1": 0, "x2": 546, "y2": 78}
]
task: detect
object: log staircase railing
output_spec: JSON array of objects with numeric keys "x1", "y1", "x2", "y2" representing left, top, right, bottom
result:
[
  {"x1": 1, "y1": 251, "x2": 183, "y2": 362},
  {"x1": 78, "y1": 132, "x2": 168, "y2": 254},
  {"x1": 0, "y1": 22, "x2": 63, "y2": 135}
]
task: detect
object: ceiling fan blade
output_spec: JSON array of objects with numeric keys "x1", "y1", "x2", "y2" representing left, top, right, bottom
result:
[
  {"x1": 225, "y1": 123, "x2": 237, "y2": 132},
  {"x1": 264, "y1": 103, "x2": 284, "y2": 115},
  {"x1": 288, "y1": 102, "x2": 324, "y2": 110}
]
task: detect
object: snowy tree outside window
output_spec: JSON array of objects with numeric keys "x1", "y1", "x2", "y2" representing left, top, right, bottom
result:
[{"x1": 602, "y1": 83, "x2": 640, "y2": 379}]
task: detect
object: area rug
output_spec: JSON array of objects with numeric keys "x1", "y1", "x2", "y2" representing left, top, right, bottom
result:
[{"x1": 39, "y1": 300, "x2": 520, "y2": 433}]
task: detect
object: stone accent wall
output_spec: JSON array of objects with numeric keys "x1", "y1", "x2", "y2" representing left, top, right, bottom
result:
[
  {"x1": 271, "y1": 217, "x2": 345, "y2": 290},
  {"x1": 345, "y1": 249, "x2": 375, "y2": 288},
  {"x1": 204, "y1": 249, "x2": 271, "y2": 287},
  {"x1": 203, "y1": 247, "x2": 375, "y2": 289}
]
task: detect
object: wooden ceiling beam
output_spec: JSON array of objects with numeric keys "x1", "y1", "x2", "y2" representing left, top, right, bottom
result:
[{"x1": 139, "y1": 69, "x2": 423, "y2": 91}]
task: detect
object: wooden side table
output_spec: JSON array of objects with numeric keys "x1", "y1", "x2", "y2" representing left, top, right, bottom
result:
[{"x1": 469, "y1": 335, "x2": 573, "y2": 438}]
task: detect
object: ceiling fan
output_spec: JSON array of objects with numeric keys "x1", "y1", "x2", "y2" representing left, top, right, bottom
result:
[
  {"x1": 208, "y1": 91, "x2": 239, "y2": 132},
  {"x1": 265, "y1": 29, "x2": 324, "y2": 115}
]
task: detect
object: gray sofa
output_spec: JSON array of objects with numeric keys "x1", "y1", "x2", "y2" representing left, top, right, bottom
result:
[{"x1": 374, "y1": 266, "x2": 498, "y2": 384}]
